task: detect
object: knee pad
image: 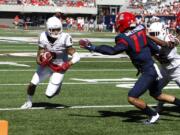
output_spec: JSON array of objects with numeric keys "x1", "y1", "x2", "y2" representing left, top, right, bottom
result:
[
  {"x1": 50, "y1": 73, "x2": 64, "y2": 85},
  {"x1": 45, "y1": 83, "x2": 62, "y2": 98},
  {"x1": 31, "y1": 73, "x2": 40, "y2": 85},
  {"x1": 45, "y1": 73, "x2": 64, "y2": 98}
]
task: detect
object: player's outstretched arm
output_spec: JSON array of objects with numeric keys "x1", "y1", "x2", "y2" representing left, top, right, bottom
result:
[
  {"x1": 79, "y1": 39, "x2": 96, "y2": 51},
  {"x1": 147, "y1": 35, "x2": 167, "y2": 46},
  {"x1": 79, "y1": 39, "x2": 127, "y2": 55},
  {"x1": 147, "y1": 35, "x2": 176, "y2": 48}
]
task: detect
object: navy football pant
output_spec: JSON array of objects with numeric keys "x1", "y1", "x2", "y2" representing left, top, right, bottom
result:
[{"x1": 128, "y1": 67, "x2": 162, "y2": 98}]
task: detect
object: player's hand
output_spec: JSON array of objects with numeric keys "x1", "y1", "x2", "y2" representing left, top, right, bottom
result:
[
  {"x1": 48, "y1": 63, "x2": 63, "y2": 72},
  {"x1": 48, "y1": 62, "x2": 71, "y2": 72},
  {"x1": 61, "y1": 62, "x2": 71, "y2": 71},
  {"x1": 79, "y1": 39, "x2": 95, "y2": 51},
  {"x1": 166, "y1": 41, "x2": 175, "y2": 48},
  {"x1": 166, "y1": 35, "x2": 179, "y2": 48},
  {"x1": 174, "y1": 38, "x2": 180, "y2": 46}
]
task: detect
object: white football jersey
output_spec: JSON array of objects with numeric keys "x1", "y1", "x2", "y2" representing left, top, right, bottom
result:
[
  {"x1": 158, "y1": 46, "x2": 180, "y2": 69},
  {"x1": 156, "y1": 33, "x2": 180, "y2": 69},
  {"x1": 38, "y1": 32, "x2": 73, "y2": 65}
]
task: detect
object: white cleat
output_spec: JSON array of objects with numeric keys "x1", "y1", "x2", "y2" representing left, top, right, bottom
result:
[
  {"x1": 144, "y1": 113, "x2": 160, "y2": 125},
  {"x1": 21, "y1": 101, "x2": 32, "y2": 109}
]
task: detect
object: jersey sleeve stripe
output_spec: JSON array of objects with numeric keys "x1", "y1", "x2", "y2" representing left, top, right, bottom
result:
[{"x1": 117, "y1": 39, "x2": 128, "y2": 46}]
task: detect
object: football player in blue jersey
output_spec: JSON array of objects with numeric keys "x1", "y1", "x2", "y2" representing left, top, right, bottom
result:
[{"x1": 79, "y1": 12, "x2": 180, "y2": 124}]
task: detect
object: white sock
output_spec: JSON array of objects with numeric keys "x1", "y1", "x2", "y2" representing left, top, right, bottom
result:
[{"x1": 27, "y1": 95, "x2": 33, "y2": 102}]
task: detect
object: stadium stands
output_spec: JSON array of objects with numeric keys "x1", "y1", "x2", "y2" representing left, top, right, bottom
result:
[
  {"x1": 129, "y1": 0, "x2": 179, "y2": 16},
  {"x1": 0, "y1": 0, "x2": 96, "y2": 7}
]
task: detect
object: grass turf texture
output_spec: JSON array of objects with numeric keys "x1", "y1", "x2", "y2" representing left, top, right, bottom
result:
[{"x1": 0, "y1": 29, "x2": 180, "y2": 135}]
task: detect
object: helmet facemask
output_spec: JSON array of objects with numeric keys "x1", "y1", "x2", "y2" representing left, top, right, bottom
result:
[
  {"x1": 48, "y1": 27, "x2": 62, "y2": 38},
  {"x1": 149, "y1": 31, "x2": 160, "y2": 37}
]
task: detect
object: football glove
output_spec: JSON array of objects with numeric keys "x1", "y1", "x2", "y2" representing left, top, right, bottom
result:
[
  {"x1": 79, "y1": 39, "x2": 96, "y2": 51},
  {"x1": 61, "y1": 62, "x2": 71, "y2": 71},
  {"x1": 165, "y1": 34, "x2": 179, "y2": 48},
  {"x1": 48, "y1": 62, "x2": 71, "y2": 72},
  {"x1": 48, "y1": 63, "x2": 62, "y2": 72}
]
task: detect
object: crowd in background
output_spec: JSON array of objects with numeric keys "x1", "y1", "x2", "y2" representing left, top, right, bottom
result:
[
  {"x1": 54, "y1": 0, "x2": 95, "y2": 7},
  {"x1": 0, "y1": 0, "x2": 96, "y2": 7},
  {"x1": 1, "y1": 0, "x2": 179, "y2": 33},
  {"x1": 141, "y1": 1, "x2": 179, "y2": 16}
]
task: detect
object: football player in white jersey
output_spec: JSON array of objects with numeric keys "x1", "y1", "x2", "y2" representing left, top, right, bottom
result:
[
  {"x1": 21, "y1": 16, "x2": 80, "y2": 109},
  {"x1": 148, "y1": 21, "x2": 180, "y2": 112}
]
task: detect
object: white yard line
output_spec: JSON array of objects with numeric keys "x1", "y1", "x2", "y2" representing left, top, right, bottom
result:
[
  {"x1": 10, "y1": 60, "x2": 131, "y2": 63},
  {"x1": 0, "y1": 62, "x2": 30, "y2": 67},
  {"x1": 0, "y1": 81, "x2": 178, "y2": 90},
  {"x1": 0, "y1": 69, "x2": 136, "y2": 72},
  {"x1": 0, "y1": 82, "x2": 119, "y2": 86},
  {"x1": 0, "y1": 36, "x2": 114, "y2": 43},
  {"x1": 0, "y1": 104, "x2": 174, "y2": 111},
  {"x1": 0, "y1": 81, "x2": 135, "y2": 86}
]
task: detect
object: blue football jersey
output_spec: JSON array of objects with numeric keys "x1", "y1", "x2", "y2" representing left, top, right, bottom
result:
[
  {"x1": 115, "y1": 24, "x2": 159, "y2": 71},
  {"x1": 94, "y1": 24, "x2": 160, "y2": 72}
]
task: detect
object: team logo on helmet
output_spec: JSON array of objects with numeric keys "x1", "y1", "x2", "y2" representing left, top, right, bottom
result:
[{"x1": 119, "y1": 14, "x2": 124, "y2": 20}]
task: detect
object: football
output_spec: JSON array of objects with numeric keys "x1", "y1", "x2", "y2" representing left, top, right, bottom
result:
[{"x1": 40, "y1": 51, "x2": 53, "y2": 63}]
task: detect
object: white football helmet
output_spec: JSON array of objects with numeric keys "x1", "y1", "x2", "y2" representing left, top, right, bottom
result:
[
  {"x1": 46, "y1": 16, "x2": 63, "y2": 38},
  {"x1": 148, "y1": 22, "x2": 167, "y2": 40},
  {"x1": 149, "y1": 22, "x2": 178, "y2": 43}
]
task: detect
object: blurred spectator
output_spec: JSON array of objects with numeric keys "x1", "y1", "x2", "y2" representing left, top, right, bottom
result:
[
  {"x1": 13, "y1": 15, "x2": 20, "y2": 29},
  {"x1": 77, "y1": 17, "x2": 84, "y2": 31},
  {"x1": 54, "y1": 8, "x2": 64, "y2": 21},
  {"x1": 0, "y1": 0, "x2": 5, "y2": 4},
  {"x1": 84, "y1": 19, "x2": 89, "y2": 32},
  {"x1": 17, "y1": 0, "x2": 22, "y2": 4},
  {"x1": 89, "y1": 17, "x2": 94, "y2": 32}
]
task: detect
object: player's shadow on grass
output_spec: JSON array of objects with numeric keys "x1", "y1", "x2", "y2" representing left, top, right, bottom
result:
[
  {"x1": 153, "y1": 106, "x2": 180, "y2": 118},
  {"x1": 98, "y1": 110, "x2": 146, "y2": 123},
  {"x1": 70, "y1": 110, "x2": 146, "y2": 123},
  {"x1": 69, "y1": 106, "x2": 180, "y2": 123},
  {"x1": 32, "y1": 102, "x2": 70, "y2": 109}
]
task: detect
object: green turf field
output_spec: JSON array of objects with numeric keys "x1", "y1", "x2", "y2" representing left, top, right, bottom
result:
[{"x1": 0, "y1": 29, "x2": 180, "y2": 135}]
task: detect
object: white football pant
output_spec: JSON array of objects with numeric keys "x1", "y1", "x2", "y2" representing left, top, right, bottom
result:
[
  {"x1": 31, "y1": 66, "x2": 64, "y2": 97},
  {"x1": 160, "y1": 65, "x2": 180, "y2": 87}
]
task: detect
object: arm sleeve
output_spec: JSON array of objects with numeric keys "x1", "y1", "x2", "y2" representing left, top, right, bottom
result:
[
  {"x1": 147, "y1": 37, "x2": 160, "y2": 55},
  {"x1": 94, "y1": 43, "x2": 127, "y2": 55}
]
